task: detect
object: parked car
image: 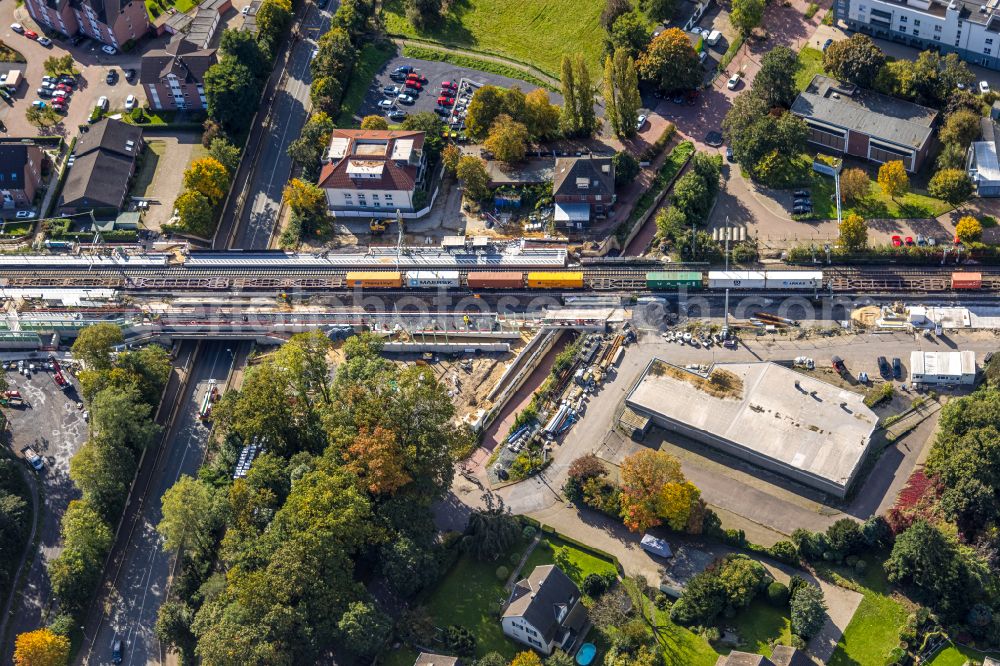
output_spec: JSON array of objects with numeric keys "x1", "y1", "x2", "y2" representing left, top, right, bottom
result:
[
  {"x1": 904, "y1": 236, "x2": 914, "y2": 246},
  {"x1": 24, "y1": 30, "x2": 39, "y2": 40},
  {"x1": 406, "y1": 73, "x2": 427, "y2": 84},
  {"x1": 725, "y1": 146, "x2": 734, "y2": 162},
  {"x1": 242, "y1": 5, "x2": 250, "y2": 14},
  {"x1": 15, "y1": 210, "x2": 35, "y2": 219},
  {"x1": 106, "y1": 69, "x2": 118, "y2": 84},
  {"x1": 58, "y1": 76, "x2": 76, "y2": 87},
  {"x1": 124, "y1": 68, "x2": 137, "y2": 83},
  {"x1": 858, "y1": 371, "x2": 870, "y2": 384},
  {"x1": 916, "y1": 234, "x2": 927, "y2": 246},
  {"x1": 101, "y1": 44, "x2": 117, "y2": 55},
  {"x1": 10, "y1": 23, "x2": 24, "y2": 34},
  {"x1": 111, "y1": 637, "x2": 123, "y2": 664},
  {"x1": 636, "y1": 113, "x2": 647, "y2": 130},
  {"x1": 96, "y1": 95, "x2": 109, "y2": 111},
  {"x1": 832, "y1": 356, "x2": 847, "y2": 374},
  {"x1": 37, "y1": 36, "x2": 52, "y2": 47},
  {"x1": 51, "y1": 100, "x2": 66, "y2": 112},
  {"x1": 55, "y1": 83, "x2": 72, "y2": 92},
  {"x1": 377, "y1": 98, "x2": 394, "y2": 109},
  {"x1": 383, "y1": 85, "x2": 400, "y2": 96},
  {"x1": 437, "y1": 95, "x2": 454, "y2": 106},
  {"x1": 877, "y1": 356, "x2": 891, "y2": 378},
  {"x1": 792, "y1": 205, "x2": 811, "y2": 214},
  {"x1": 70, "y1": 34, "x2": 85, "y2": 46},
  {"x1": 891, "y1": 235, "x2": 903, "y2": 247},
  {"x1": 793, "y1": 189, "x2": 810, "y2": 198},
  {"x1": 52, "y1": 89, "x2": 69, "y2": 99},
  {"x1": 727, "y1": 72, "x2": 741, "y2": 90},
  {"x1": 981, "y1": 80, "x2": 991, "y2": 94},
  {"x1": 387, "y1": 108, "x2": 406, "y2": 121},
  {"x1": 389, "y1": 72, "x2": 407, "y2": 82},
  {"x1": 822, "y1": 38, "x2": 834, "y2": 52},
  {"x1": 36, "y1": 87, "x2": 52, "y2": 98},
  {"x1": 441, "y1": 80, "x2": 457, "y2": 90},
  {"x1": 124, "y1": 94, "x2": 136, "y2": 110},
  {"x1": 393, "y1": 65, "x2": 414, "y2": 75},
  {"x1": 793, "y1": 198, "x2": 811, "y2": 206},
  {"x1": 405, "y1": 81, "x2": 422, "y2": 91},
  {"x1": 433, "y1": 106, "x2": 449, "y2": 116},
  {"x1": 397, "y1": 94, "x2": 414, "y2": 105},
  {"x1": 31, "y1": 100, "x2": 46, "y2": 108},
  {"x1": 704, "y1": 131, "x2": 723, "y2": 147},
  {"x1": 892, "y1": 357, "x2": 902, "y2": 380}
]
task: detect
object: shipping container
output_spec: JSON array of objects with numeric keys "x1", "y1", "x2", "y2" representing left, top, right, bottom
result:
[
  {"x1": 405, "y1": 270, "x2": 461, "y2": 288},
  {"x1": 526, "y1": 271, "x2": 585, "y2": 289},
  {"x1": 345, "y1": 271, "x2": 403, "y2": 288},
  {"x1": 466, "y1": 271, "x2": 524, "y2": 289},
  {"x1": 764, "y1": 271, "x2": 823, "y2": 289},
  {"x1": 707, "y1": 271, "x2": 765, "y2": 289},
  {"x1": 952, "y1": 272, "x2": 982, "y2": 290},
  {"x1": 646, "y1": 271, "x2": 703, "y2": 289}
]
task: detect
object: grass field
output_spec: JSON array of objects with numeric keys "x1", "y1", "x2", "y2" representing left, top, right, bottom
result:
[
  {"x1": 521, "y1": 535, "x2": 619, "y2": 589},
  {"x1": 337, "y1": 41, "x2": 397, "y2": 126},
  {"x1": 796, "y1": 46, "x2": 825, "y2": 91},
  {"x1": 145, "y1": 0, "x2": 196, "y2": 20},
  {"x1": 928, "y1": 643, "x2": 991, "y2": 665},
  {"x1": 130, "y1": 140, "x2": 165, "y2": 199},
  {"x1": 402, "y1": 45, "x2": 553, "y2": 90},
  {"x1": 0, "y1": 40, "x2": 26, "y2": 63},
  {"x1": 724, "y1": 598, "x2": 792, "y2": 656},
  {"x1": 824, "y1": 562, "x2": 912, "y2": 666},
  {"x1": 382, "y1": 0, "x2": 605, "y2": 77}
]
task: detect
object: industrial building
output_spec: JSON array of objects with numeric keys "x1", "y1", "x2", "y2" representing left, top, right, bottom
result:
[
  {"x1": 910, "y1": 351, "x2": 977, "y2": 385},
  {"x1": 625, "y1": 360, "x2": 879, "y2": 498}
]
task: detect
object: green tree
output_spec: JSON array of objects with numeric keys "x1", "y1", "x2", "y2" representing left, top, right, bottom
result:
[
  {"x1": 484, "y1": 114, "x2": 529, "y2": 164},
  {"x1": 522, "y1": 88, "x2": 561, "y2": 140},
  {"x1": 337, "y1": 601, "x2": 391, "y2": 658},
  {"x1": 208, "y1": 137, "x2": 242, "y2": 175},
  {"x1": 642, "y1": 0, "x2": 677, "y2": 22},
  {"x1": 283, "y1": 178, "x2": 327, "y2": 225},
  {"x1": 603, "y1": 54, "x2": 620, "y2": 137},
  {"x1": 573, "y1": 54, "x2": 597, "y2": 136},
  {"x1": 42, "y1": 55, "x2": 76, "y2": 76},
  {"x1": 936, "y1": 142, "x2": 968, "y2": 171},
  {"x1": 730, "y1": 0, "x2": 765, "y2": 36},
  {"x1": 158, "y1": 475, "x2": 216, "y2": 553},
  {"x1": 790, "y1": 584, "x2": 827, "y2": 638},
  {"x1": 928, "y1": 168, "x2": 973, "y2": 205},
  {"x1": 310, "y1": 75, "x2": 345, "y2": 115},
  {"x1": 380, "y1": 533, "x2": 439, "y2": 598},
  {"x1": 560, "y1": 55, "x2": 579, "y2": 135},
  {"x1": 401, "y1": 111, "x2": 446, "y2": 157},
  {"x1": 406, "y1": 0, "x2": 443, "y2": 29},
  {"x1": 456, "y1": 155, "x2": 490, "y2": 201},
  {"x1": 637, "y1": 28, "x2": 703, "y2": 94},
  {"x1": 717, "y1": 555, "x2": 768, "y2": 608},
  {"x1": 220, "y1": 28, "x2": 269, "y2": 80},
  {"x1": 886, "y1": 520, "x2": 975, "y2": 614},
  {"x1": 825, "y1": 518, "x2": 864, "y2": 555},
  {"x1": 877, "y1": 160, "x2": 909, "y2": 200},
  {"x1": 360, "y1": 115, "x2": 389, "y2": 130},
  {"x1": 655, "y1": 205, "x2": 686, "y2": 240},
  {"x1": 467, "y1": 493, "x2": 520, "y2": 560},
  {"x1": 670, "y1": 568, "x2": 727, "y2": 625},
  {"x1": 288, "y1": 112, "x2": 335, "y2": 181},
  {"x1": 838, "y1": 167, "x2": 870, "y2": 203},
  {"x1": 940, "y1": 109, "x2": 982, "y2": 147},
  {"x1": 607, "y1": 11, "x2": 651, "y2": 60},
  {"x1": 751, "y1": 45, "x2": 798, "y2": 108},
  {"x1": 823, "y1": 34, "x2": 886, "y2": 88},
  {"x1": 25, "y1": 105, "x2": 61, "y2": 129},
  {"x1": 600, "y1": 0, "x2": 632, "y2": 29},
  {"x1": 604, "y1": 48, "x2": 641, "y2": 138},
  {"x1": 72, "y1": 323, "x2": 123, "y2": 370},
  {"x1": 47, "y1": 499, "x2": 113, "y2": 611},
  {"x1": 612, "y1": 150, "x2": 639, "y2": 186},
  {"x1": 838, "y1": 212, "x2": 868, "y2": 251},
  {"x1": 441, "y1": 143, "x2": 461, "y2": 174},
  {"x1": 204, "y1": 59, "x2": 259, "y2": 134},
  {"x1": 672, "y1": 170, "x2": 711, "y2": 224},
  {"x1": 174, "y1": 190, "x2": 214, "y2": 237},
  {"x1": 155, "y1": 600, "x2": 196, "y2": 662},
  {"x1": 255, "y1": 0, "x2": 292, "y2": 48}
]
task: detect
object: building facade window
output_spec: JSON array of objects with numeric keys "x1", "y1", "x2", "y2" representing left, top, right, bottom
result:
[{"x1": 806, "y1": 124, "x2": 847, "y2": 151}]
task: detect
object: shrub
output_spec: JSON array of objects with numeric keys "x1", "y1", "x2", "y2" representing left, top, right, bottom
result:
[
  {"x1": 522, "y1": 525, "x2": 537, "y2": 541},
  {"x1": 768, "y1": 540, "x2": 798, "y2": 564},
  {"x1": 443, "y1": 625, "x2": 476, "y2": 656},
  {"x1": 509, "y1": 551, "x2": 521, "y2": 566},
  {"x1": 790, "y1": 584, "x2": 827, "y2": 639},
  {"x1": 655, "y1": 593, "x2": 671, "y2": 610},
  {"x1": 583, "y1": 573, "x2": 609, "y2": 598},
  {"x1": 854, "y1": 558, "x2": 867, "y2": 573},
  {"x1": 495, "y1": 566, "x2": 509, "y2": 581},
  {"x1": 767, "y1": 581, "x2": 790, "y2": 607}
]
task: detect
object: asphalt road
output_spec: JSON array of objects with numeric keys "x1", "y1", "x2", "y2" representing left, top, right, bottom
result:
[
  {"x1": 83, "y1": 341, "x2": 244, "y2": 666},
  {"x1": 219, "y1": 2, "x2": 332, "y2": 250},
  {"x1": 0, "y1": 365, "x2": 87, "y2": 665}
]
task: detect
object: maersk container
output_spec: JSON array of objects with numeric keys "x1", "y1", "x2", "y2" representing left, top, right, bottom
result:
[
  {"x1": 707, "y1": 271, "x2": 765, "y2": 289},
  {"x1": 764, "y1": 271, "x2": 823, "y2": 289},
  {"x1": 405, "y1": 270, "x2": 461, "y2": 288},
  {"x1": 466, "y1": 271, "x2": 524, "y2": 289},
  {"x1": 646, "y1": 271, "x2": 703, "y2": 289}
]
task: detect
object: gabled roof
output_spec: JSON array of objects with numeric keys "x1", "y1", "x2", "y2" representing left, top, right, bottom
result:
[
  {"x1": 59, "y1": 150, "x2": 135, "y2": 210},
  {"x1": 141, "y1": 37, "x2": 217, "y2": 85},
  {"x1": 0, "y1": 145, "x2": 40, "y2": 191},
  {"x1": 317, "y1": 129, "x2": 425, "y2": 192},
  {"x1": 791, "y1": 75, "x2": 937, "y2": 151},
  {"x1": 503, "y1": 565, "x2": 581, "y2": 644},
  {"x1": 75, "y1": 118, "x2": 143, "y2": 160},
  {"x1": 552, "y1": 155, "x2": 615, "y2": 197},
  {"x1": 414, "y1": 653, "x2": 462, "y2": 666}
]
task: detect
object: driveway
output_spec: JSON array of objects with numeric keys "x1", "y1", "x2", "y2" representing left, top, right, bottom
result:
[
  {"x1": 0, "y1": 5, "x2": 148, "y2": 137},
  {"x1": 131, "y1": 131, "x2": 205, "y2": 230},
  {"x1": 0, "y1": 363, "x2": 87, "y2": 665}
]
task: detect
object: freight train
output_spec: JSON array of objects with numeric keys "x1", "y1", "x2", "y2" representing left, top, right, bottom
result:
[{"x1": 343, "y1": 269, "x2": 988, "y2": 291}]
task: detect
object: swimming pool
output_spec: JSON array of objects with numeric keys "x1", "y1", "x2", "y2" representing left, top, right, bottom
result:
[{"x1": 576, "y1": 643, "x2": 597, "y2": 666}]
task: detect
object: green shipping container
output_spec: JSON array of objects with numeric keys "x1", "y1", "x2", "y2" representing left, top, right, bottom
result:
[{"x1": 646, "y1": 271, "x2": 703, "y2": 289}]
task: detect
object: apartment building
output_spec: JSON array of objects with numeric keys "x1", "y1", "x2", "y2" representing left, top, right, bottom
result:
[
  {"x1": 24, "y1": 0, "x2": 149, "y2": 49},
  {"x1": 834, "y1": 0, "x2": 1000, "y2": 70},
  {"x1": 551, "y1": 154, "x2": 616, "y2": 226},
  {"x1": 0, "y1": 144, "x2": 44, "y2": 210},
  {"x1": 317, "y1": 129, "x2": 429, "y2": 217}
]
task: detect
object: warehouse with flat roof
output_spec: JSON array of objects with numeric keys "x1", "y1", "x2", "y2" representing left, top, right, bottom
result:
[
  {"x1": 910, "y1": 351, "x2": 977, "y2": 385},
  {"x1": 625, "y1": 360, "x2": 879, "y2": 498}
]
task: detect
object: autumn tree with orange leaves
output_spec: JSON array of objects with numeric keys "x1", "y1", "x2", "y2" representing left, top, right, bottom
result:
[
  {"x1": 346, "y1": 426, "x2": 411, "y2": 495},
  {"x1": 619, "y1": 449, "x2": 700, "y2": 532},
  {"x1": 14, "y1": 628, "x2": 70, "y2": 666}
]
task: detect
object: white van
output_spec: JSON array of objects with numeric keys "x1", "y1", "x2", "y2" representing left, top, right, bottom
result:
[
  {"x1": 706, "y1": 30, "x2": 722, "y2": 46},
  {"x1": 96, "y1": 95, "x2": 109, "y2": 111}
]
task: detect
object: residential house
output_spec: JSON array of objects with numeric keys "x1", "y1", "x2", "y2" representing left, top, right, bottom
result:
[
  {"x1": 0, "y1": 143, "x2": 44, "y2": 210},
  {"x1": 58, "y1": 118, "x2": 143, "y2": 216},
  {"x1": 317, "y1": 129, "x2": 429, "y2": 218},
  {"x1": 790, "y1": 75, "x2": 938, "y2": 172},
  {"x1": 715, "y1": 646, "x2": 811, "y2": 666},
  {"x1": 413, "y1": 653, "x2": 462, "y2": 666},
  {"x1": 834, "y1": 0, "x2": 1000, "y2": 71},
  {"x1": 968, "y1": 117, "x2": 1000, "y2": 196},
  {"x1": 23, "y1": 0, "x2": 149, "y2": 49},
  {"x1": 501, "y1": 565, "x2": 587, "y2": 655},
  {"x1": 551, "y1": 155, "x2": 615, "y2": 227}
]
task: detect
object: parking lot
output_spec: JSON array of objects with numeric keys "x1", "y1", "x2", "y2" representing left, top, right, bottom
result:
[
  {"x1": 360, "y1": 54, "x2": 562, "y2": 127},
  {"x1": 2, "y1": 355, "x2": 88, "y2": 649}
]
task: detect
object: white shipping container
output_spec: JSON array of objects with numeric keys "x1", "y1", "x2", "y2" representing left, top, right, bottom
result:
[
  {"x1": 765, "y1": 271, "x2": 823, "y2": 289},
  {"x1": 707, "y1": 271, "x2": 765, "y2": 289},
  {"x1": 405, "y1": 270, "x2": 461, "y2": 288}
]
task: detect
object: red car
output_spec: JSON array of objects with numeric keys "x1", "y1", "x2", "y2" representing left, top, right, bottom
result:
[
  {"x1": 405, "y1": 81, "x2": 422, "y2": 91},
  {"x1": 51, "y1": 101, "x2": 65, "y2": 112},
  {"x1": 437, "y1": 96, "x2": 454, "y2": 106},
  {"x1": 441, "y1": 81, "x2": 457, "y2": 90},
  {"x1": 891, "y1": 235, "x2": 902, "y2": 247},
  {"x1": 406, "y1": 74, "x2": 427, "y2": 84},
  {"x1": 904, "y1": 236, "x2": 914, "y2": 246},
  {"x1": 55, "y1": 83, "x2": 72, "y2": 92},
  {"x1": 24, "y1": 30, "x2": 38, "y2": 39}
]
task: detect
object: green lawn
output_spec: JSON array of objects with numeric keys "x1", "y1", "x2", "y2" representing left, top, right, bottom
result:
[
  {"x1": 824, "y1": 561, "x2": 911, "y2": 666},
  {"x1": 402, "y1": 45, "x2": 552, "y2": 90},
  {"x1": 928, "y1": 643, "x2": 991, "y2": 665},
  {"x1": 337, "y1": 41, "x2": 398, "y2": 126},
  {"x1": 522, "y1": 535, "x2": 619, "y2": 590},
  {"x1": 796, "y1": 46, "x2": 825, "y2": 91},
  {"x1": 382, "y1": 0, "x2": 605, "y2": 76},
  {"x1": 381, "y1": 647, "x2": 420, "y2": 666},
  {"x1": 723, "y1": 598, "x2": 792, "y2": 657},
  {"x1": 145, "y1": 0, "x2": 196, "y2": 20},
  {"x1": 130, "y1": 140, "x2": 165, "y2": 199}
]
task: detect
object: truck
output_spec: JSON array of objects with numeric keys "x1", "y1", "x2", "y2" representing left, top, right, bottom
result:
[
  {"x1": 1, "y1": 390, "x2": 24, "y2": 407},
  {"x1": 21, "y1": 446, "x2": 43, "y2": 471}
]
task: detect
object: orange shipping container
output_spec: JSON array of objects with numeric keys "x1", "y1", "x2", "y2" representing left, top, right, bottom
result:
[
  {"x1": 952, "y1": 272, "x2": 982, "y2": 290},
  {"x1": 346, "y1": 271, "x2": 403, "y2": 288}
]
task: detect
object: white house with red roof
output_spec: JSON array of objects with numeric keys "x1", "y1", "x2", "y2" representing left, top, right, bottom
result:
[{"x1": 317, "y1": 129, "x2": 429, "y2": 217}]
